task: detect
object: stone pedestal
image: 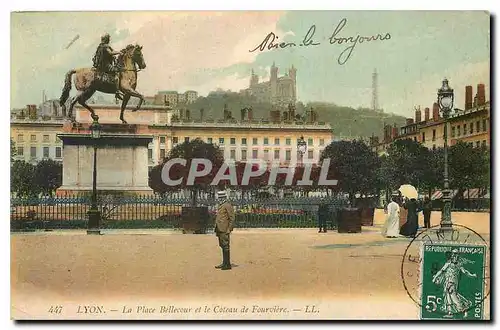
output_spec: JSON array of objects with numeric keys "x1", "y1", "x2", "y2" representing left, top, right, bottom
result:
[{"x1": 56, "y1": 123, "x2": 153, "y2": 195}]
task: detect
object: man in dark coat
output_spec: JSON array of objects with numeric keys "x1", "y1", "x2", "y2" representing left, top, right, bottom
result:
[
  {"x1": 422, "y1": 196, "x2": 432, "y2": 228},
  {"x1": 318, "y1": 203, "x2": 329, "y2": 233}
]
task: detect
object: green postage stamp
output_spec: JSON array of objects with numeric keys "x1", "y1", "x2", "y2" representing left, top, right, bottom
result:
[{"x1": 420, "y1": 243, "x2": 487, "y2": 320}]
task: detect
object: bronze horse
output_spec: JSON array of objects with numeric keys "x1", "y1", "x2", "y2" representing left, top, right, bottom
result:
[{"x1": 59, "y1": 44, "x2": 146, "y2": 124}]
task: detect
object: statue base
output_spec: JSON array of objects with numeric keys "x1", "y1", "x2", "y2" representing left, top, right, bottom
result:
[{"x1": 56, "y1": 127, "x2": 154, "y2": 196}]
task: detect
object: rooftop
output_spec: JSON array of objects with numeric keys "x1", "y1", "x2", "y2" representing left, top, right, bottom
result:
[
  {"x1": 157, "y1": 91, "x2": 179, "y2": 94},
  {"x1": 164, "y1": 120, "x2": 332, "y2": 131},
  {"x1": 74, "y1": 104, "x2": 173, "y2": 111}
]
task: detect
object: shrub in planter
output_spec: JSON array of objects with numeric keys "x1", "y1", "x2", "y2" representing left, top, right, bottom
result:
[
  {"x1": 181, "y1": 206, "x2": 209, "y2": 234},
  {"x1": 360, "y1": 207, "x2": 375, "y2": 226},
  {"x1": 337, "y1": 207, "x2": 362, "y2": 233}
]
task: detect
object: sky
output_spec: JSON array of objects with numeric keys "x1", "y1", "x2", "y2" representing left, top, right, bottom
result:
[{"x1": 10, "y1": 11, "x2": 490, "y2": 117}]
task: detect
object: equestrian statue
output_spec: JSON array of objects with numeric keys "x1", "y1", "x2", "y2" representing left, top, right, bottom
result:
[{"x1": 59, "y1": 33, "x2": 147, "y2": 124}]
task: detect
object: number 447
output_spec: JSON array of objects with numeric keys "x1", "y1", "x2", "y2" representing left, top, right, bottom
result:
[
  {"x1": 48, "y1": 305, "x2": 63, "y2": 314},
  {"x1": 425, "y1": 296, "x2": 442, "y2": 312}
]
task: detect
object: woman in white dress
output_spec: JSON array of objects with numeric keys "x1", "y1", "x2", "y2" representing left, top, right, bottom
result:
[{"x1": 381, "y1": 193, "x2": 400, "y2": 238}]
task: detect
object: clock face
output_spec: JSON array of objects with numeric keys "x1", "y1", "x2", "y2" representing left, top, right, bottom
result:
[{"x1": 298, "y1": 145, "x2": 307, "y2": 153}]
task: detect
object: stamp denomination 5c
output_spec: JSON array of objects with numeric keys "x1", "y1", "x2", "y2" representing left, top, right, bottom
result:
[{"x1": 420, "y1": 243, "x2": 487, "y2": 320}]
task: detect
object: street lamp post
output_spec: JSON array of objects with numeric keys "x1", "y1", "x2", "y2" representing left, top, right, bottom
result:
[
  {"x1": 297, "y1": 136, "x2": 307, "y2": 167},
  {"x1": 437, "y1": 78, "x2": 454, "y2": 230},
  {"x1": 87, "y1": 120, "x2": 102, "y2": 235}
]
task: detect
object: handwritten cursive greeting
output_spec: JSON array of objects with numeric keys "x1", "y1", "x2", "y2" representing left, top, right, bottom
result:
[{"x1": 249, "y1": 18, "x2": 391, "y2": 65}]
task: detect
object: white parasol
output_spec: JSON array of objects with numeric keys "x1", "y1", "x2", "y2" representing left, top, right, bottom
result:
[{"x1": 398, "y1": 184, "x2": 418, "y2": 200}]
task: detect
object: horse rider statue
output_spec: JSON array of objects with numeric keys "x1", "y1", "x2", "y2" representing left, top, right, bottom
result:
[{"x1": 92, "y1": 33, "x2": 122, "y2": 99}]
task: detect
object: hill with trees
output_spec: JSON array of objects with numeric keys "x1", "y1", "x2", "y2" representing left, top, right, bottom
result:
[{"x1": 183, "y1": 91, "x2": 407, "y2": 138}]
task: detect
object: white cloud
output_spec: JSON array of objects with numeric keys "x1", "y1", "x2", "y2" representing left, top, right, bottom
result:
[
  {"x1": 189, "y1": 73, "x2": 250, "y2": 96},
  {"x1": 110, "y1": 12, "x2": 283, "y2": 96}
]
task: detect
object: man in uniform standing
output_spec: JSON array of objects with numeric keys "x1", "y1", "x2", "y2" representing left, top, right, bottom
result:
[
  {"x1": 318, "y1": 202, "x2": 328, "y2": 233},
  {"x1": 422, "y1": 196, "x2": 432, "y2": 229},
  {"x1": 214, "y1": 190, "x2": 235, "y2": 270}
]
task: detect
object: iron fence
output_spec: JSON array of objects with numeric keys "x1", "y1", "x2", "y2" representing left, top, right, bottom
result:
[{"x1": 10, "y1": 194, "x2": 347, "y2": 231}]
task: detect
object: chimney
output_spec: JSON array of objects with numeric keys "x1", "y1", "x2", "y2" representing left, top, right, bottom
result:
[
  {"x1": 477, "y1": 84, "x2": 486, "y2": 106},
  {"x1": 270, "y1": 110, "x2": 281, "y2": 123},
  {"x1": 424, "y1": 107, "x2": 430, "y2": 121},
  {"x1": 465, "y1": 85, "x2": 473, "y2": 110},
  {"x1": 415, "y1": 108, "x2": 422, "y2": 123},
  {"x1": 28, "y1": 104, "x2": 37, "y2": 119},
  {"x1": 432, "y1": 102, "x2": 440, "y2": 121},
  {"x1": 240, "y1": 108, "x2": 246, "y2": 121},
  {"x1": 392, "y1": 125, "x2": 398, "y2": 139},
  {"x1": 311, "y1": 110, "x2": 317, "y2": 123},
  {"x1": 283, "y1": 111, "x2": 289, "y2": 121},
  {"x1": 288, "y1": 104, "x2": 296, "y2": 119},
  {"x1": 200, "y1": 108, "x2": 204, "y2": 121},
  {"x1": 405, "y1": 118, "x2": 414, "y2": 126},
  {"x1": 248, "y1": 108, "x2": 253, "y2": 120},
  {"x1": 383, "y1": 125, "x2": 389, "y2": 142},
  {"x1": 52, "y1": 101, "x2": 59, "y2": 117}
]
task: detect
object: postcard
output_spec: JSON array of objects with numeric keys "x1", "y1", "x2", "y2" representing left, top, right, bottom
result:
[{"x1": 10, "y1": 10, "x2": 490, "y2": 320}]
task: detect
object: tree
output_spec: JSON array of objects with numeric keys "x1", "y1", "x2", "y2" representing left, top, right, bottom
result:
[
  {"x1": 473, "y1": 145, "x2": 490, "y2": 192},
  {"x1": 420, "y1": 147, "x2": 443, "y2": 197},
  {"x1": 448, "y1": 141, "x2": 490, "y2": 195},
  {"x1": 160, "y1": 138, "x2": 224, "y2": 206},
  {"x1": 10, "y1": 139, "x2": 16, "y2": 163},
  {"x1": 34, "y1": 159, "x2": 63, "y2": 196},
  {"x1": 384, "y1": 138, "x2": 429, "y2": 192},
  {"x1": 11, "y1": 160, "x2": 39, "y2": 197},
  {"x1": 148, "y1": 164, "x2": 170, "y2": 196},
  {"x1": 224, "y1": 161, "x2": 267, "y2": 198},
  {"x1": 320, "y1": 140, "x2": 380, "y2": 205},
  {"x1": 377, "y1": 154, "x2": 393, "y2": 201}
]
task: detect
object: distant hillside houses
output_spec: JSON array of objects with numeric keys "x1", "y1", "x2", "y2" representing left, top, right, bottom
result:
[{"x1": 144, "y1": 90, "x2": 199, "y2": 107}]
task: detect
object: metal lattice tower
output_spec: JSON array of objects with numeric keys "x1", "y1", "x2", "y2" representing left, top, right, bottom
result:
[{"x1": 372, "y1": 69, "x2": 380, "y2": 112}]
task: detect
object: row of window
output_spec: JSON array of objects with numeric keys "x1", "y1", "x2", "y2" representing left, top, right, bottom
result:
[
  {"x1": 167, "y1": 136, "x2": 325, "y2": 147},
  {"x1": 148, "y1": 149, "x2": 317, "y2": 161},
  {"x1": 420, "y1": 119, "x2": 488, "y2": 143},
  {"x1": 477, "y1": 140, "x2": 488, "y2": 147},
  {"x1": 16, "y1": 134, "x2": 56, "y2": 143},
  {"x1": 391, "y1": 136, "x2": 487, "y2": 149},
  {"x1": 421, "y1": 129, "x2": 438, "y2": 143},
  {"x1": 16, "y1": 146, "x2": 62, "y2": 158},
  {"x1": 451, "y1": 119, "x2": 488, "y2": 138},
  {"x1": 17, "y1": 133, "x2": 326, "y2": 147}
]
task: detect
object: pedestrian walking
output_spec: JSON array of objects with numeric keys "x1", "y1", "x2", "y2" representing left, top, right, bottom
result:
[{"x1": 381, "y1": 192, "x2": 401, "y2": 238}]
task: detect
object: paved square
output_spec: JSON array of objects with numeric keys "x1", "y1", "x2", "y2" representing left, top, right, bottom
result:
[{"x1": 11, "y1": 210, "x2": 490, "y2": 320}]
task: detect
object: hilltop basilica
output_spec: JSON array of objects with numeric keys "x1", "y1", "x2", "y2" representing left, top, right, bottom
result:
[{"x1": 240, "y1": 62, "x2": 297, "y2": 108}]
